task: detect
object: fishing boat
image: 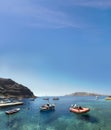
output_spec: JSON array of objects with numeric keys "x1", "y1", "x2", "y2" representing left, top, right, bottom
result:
[
  {"x1": 69, "y1": 104, "x2": 90, "y2": 114},
  {"x1": 5, "y1": 108, "x2": 20, "y2": 115},
  {"x1": 40, "y1": 103, "x2": 55, "y2": 111}
]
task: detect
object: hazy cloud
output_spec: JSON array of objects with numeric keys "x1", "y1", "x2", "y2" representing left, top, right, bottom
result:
[
  {"x1": 67, "y1": 0, "x2": 111, "y2": 8},
  {"x1": 0, "y1": 0, "x2": 82, "y2": 28},
  {"x1": 0, "y1": 0, "x2": 109, "y2": 29}
]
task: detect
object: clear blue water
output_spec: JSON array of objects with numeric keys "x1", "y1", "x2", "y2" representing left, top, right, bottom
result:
[{"x1": 0, "y1": 96, "x2": 111, "y2": 130}]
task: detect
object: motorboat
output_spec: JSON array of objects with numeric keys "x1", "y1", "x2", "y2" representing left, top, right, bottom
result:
[
  {"x1": 53, "y1": 97, "x2": 59, "y2": 100},
  {"x1": 5, "y1": 108, "x2": 20, "y2": 115},
  {"x1": 40, "y1": 103, "x2": 55, "y2": 111},
  {"x1": 43, "y1": 97, "x2": 49, "y2": 100},
  {"x1": 105, "y1": 96, "x2": 111, "y2": 100},
  {"x1": 69, "y1": 104, "x2": 90, "y2": 114}
]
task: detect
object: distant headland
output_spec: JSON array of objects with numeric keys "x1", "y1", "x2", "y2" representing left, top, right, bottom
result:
[
  {"x1": 0, "y1": 78, "x2": 36, "y2": 98},
  {"x1": 65, "y1": 92, "x2": 108, "y2": 96}
]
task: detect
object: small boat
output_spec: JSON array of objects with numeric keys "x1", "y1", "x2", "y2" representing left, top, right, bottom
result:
[
  {"x1": 69, "y1": 104, "x2": 90, "y2": 114},
  {"x1": 5, "y1": 108, "x2": 20, "y2": 115},
  {"x1": 53, "y1": 97, "x2": 59, "y2": 100},
  {"x1": 0, "y1": 100, "x2": 23, "y2": 107},
  {"x1": 105, "y1": 96, "x2": 111, "y2": 100},
  {"x1": 43, "y1": 97, "x2": 49, "y2": 100},
  {"x1": 96, "y1": 96, "x2": 99, "y2": 100},
  {"x1": 40, "y1": 103, "x2": 55, "y2": 111}
]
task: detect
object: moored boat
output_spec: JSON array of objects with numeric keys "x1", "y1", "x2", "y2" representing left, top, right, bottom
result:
[
  {"x1": 0, "y1": 101, "x2": 24, "y2": 107},
  {"x1": 96, "y1": 96, "x2": 99, "y2": 100},
  {"x1": 53, "y1": 97, "x2": 59, "y2": 100},
  {"x1": 105, "y1": 96, "x2": 111, "y2": 100},
  {"x1": 43, "y1": 97, "x2": 49, "y2": 100},
  {"x1": 69, "y1": 104, "x2": 90, "y2": 114},
  {"x1": 40, "y1": 103, "x2": 55, "y2": 111},
  {"x1": 5, "y1": 108, "x2": 20, "y2": 115}
]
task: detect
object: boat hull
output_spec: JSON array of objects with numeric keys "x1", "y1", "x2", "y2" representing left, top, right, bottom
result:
[
  {"x1": 40, "y1": 104, "x2": 55, "y2": 112},
  {"x1": 0, "y1": 102, "x2": 23, "y2": 107},
  {"x1": 69, "y1": 107, "x2": 90, "y2": 114},
  {"x1": 105, "y1": 98, "x2": 111, "y2": 100},
  {"x1": 5, "y1": 108, "x2": 20, "y2": 115}
]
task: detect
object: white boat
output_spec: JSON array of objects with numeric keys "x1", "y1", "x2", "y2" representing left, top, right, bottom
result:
[
  {"x1": 0, "y1": 101, "x2": 23, "y2": 107},
  {"x1": 96, "y1": 96, "x2": 99, "y2": 100},
  {"x1": 5, "y1": 108, "x2": 20, "y2": 115},
  {"x1": 105, "y1": 96, "x2": 111, "y2": 100},
  {"x1": 40, "y1": 103, "x2": 55, "y2": 111}
]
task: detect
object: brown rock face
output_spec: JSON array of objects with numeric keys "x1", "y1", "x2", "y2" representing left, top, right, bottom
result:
[{"x1": 0, "y1": 78, "x2": 35, "y2": 98}]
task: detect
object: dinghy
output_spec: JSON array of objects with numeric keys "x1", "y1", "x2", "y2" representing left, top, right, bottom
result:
[{"x1": 69, "y1": 104, "x2": 90, "y2": 114}]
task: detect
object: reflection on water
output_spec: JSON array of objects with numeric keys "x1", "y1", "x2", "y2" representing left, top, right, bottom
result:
[{"x1": 0, "y1": 96, "x2": 111, "y2": 130}]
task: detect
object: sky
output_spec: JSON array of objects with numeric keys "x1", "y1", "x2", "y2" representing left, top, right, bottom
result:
[{"x1": 0, "y1": 0, "x2": 111, "y2": 96}]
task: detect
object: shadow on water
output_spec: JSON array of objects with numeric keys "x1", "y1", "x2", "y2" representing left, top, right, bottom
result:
[
  {"x1": 40, "y1": 109, "x2": 55, "y2": 113},
  {"x1": 40, "y1": 110, "x2": 58, "y2": 124},
  {"x1": 76, "y1": 114, "x2": 99, "y2": 123},
  {"x1": 7, "y1": 116, "x2": 23, "y2": 130}
]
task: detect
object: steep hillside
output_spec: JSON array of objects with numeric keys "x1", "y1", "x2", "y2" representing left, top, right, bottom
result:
[{"x1": 0, "y1": 78, "x2": 35, "y2": 98}]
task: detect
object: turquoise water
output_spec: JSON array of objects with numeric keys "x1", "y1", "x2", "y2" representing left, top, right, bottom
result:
[{"x1": 0, "y1": 96, "x2": 111, "y2": 130}]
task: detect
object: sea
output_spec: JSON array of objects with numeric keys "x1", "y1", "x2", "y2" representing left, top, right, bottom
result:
[{"x1": 0, "y1": 96, "x2": 111, "y2": 130}]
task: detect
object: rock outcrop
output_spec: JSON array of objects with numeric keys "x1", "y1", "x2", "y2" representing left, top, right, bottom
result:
[
  {"x1": 65, "y1": 92, "x2": 106, "y2": 96},
  {"x1": 0, "y1": 78, "x2": 35, "y2": 98}
]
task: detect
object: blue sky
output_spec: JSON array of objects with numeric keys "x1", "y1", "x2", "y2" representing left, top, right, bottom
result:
[{"x1": 0, "y1": 0, "x2": 111, "y2": 96}]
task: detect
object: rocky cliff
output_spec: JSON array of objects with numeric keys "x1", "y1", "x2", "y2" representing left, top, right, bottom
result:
[{"x1": 0, "y1": 78, "x2": 35, "y2": 98}]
